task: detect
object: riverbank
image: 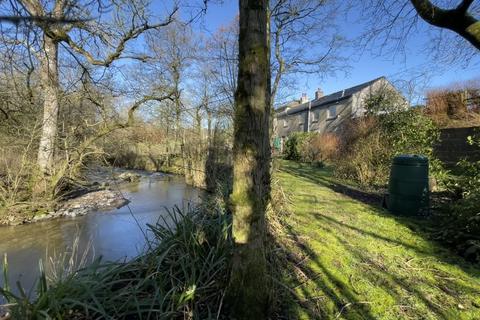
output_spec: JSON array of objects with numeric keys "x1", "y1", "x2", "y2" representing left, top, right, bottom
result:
[
  {"x1": 4, "y1": 160, "x2": 478, "y2": 318},
  {"x1": 0, "y1": 167, "x2": 172, "y2": 226},
  {"x1": 0, "y1": 202, "x2": 228, "y2": 319},
  {"x1": 0, "y1": 172, "x2": 202, "y2": 305},
  {"x1": 275, "y1": 160, "x2": 480, "y2": 319}
]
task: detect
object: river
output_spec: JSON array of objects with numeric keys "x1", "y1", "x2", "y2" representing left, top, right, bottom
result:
[{"x1": 0, "y1": 172, "x2": 201, "y2": 298}]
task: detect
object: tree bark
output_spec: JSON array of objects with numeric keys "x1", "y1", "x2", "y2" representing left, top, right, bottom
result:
[
  {"x1": 229, "y1": 0, "x2": 271, "y2": 318},
  {"x1": 37, "y1": 34, "x2": 59, "y2": 174}
]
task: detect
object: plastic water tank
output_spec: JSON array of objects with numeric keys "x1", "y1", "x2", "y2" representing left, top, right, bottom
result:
[{"x1": 388, "y1": 155, "x2": 429, "y2": 216}]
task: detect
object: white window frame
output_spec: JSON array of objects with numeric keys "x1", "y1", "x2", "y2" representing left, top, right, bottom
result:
[{"x1": 327, "y1": 105, "x2": 337, "y2": 120}]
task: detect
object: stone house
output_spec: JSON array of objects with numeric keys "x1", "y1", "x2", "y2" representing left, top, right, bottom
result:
[{"x1": 273, "y1": 77, "x2": 406, "y2": 151}]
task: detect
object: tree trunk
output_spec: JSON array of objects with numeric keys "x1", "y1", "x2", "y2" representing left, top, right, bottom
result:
[
  {"x1": 207, "y1": 110, "x2": 212, "y2": 145},
  {"x1": 229, "y1": 0, "x2": 271, "y2": 318},
  {"x1": 37, "y1": 35, "x2": 59, "y2": 175},
  {"x1": 195, "y1": 108, "x2": 202, "y2": 141}
]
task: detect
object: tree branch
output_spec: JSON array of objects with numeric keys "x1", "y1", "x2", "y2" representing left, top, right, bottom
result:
[
  {"x1": 58, "y1": 7, "x2": 178, "y2": 67},
  {"x1": 0, "y1": 15, "x2": 89, "y2": 24},
  {"x1": 456, "y1": 0, "x2": 475, "y2": 13},
  {"x1": 125, "y1": 94, "x2": 174, "y2": 127},
  {"x1": 85, "y1": 89, "x2": 174, "y2": 130},
  {"x1": 410, "y1": 0, "x2": 480, "y2": 50},
  {"x1": 19, "y1": 0, "x2": 45, "y2": 17}
]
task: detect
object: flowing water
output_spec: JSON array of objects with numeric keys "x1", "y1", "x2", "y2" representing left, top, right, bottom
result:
[{"x1": 0, "y1": 172, "x2": 201, "y2": 297}]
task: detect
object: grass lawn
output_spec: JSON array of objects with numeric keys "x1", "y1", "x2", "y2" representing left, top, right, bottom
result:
[{"x1": 275, "y1": 160, "x2": 480, "y2": 320}]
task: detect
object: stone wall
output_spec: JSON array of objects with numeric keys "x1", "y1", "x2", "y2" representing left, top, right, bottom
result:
[{"x1": 434, "y1": 126, "x2": 480, "y2": 166}]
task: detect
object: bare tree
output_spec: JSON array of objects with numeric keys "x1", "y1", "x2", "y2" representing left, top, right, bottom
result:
[
  {"x1": 205, "y1": 1, "x2": 347, "y2": 112},
  {"x1": 1, "y1": 0, "x2": 177, "y2": 177},
  {"x1": 146, "y1": 21, "x2": 197, "y2": 159},
  {"x1": 270, "y1": 0, "x2": 348, "y2": 105},
  {"x1": 205, "y1": 19, "x2": 239, "y2": 120}
]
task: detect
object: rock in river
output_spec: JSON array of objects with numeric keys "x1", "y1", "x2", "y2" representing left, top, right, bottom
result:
[
  {"x1": 117, "y1": 172, "x2": 142, "y2": 182},
  {"x1": 0, "y1": 305, "x2": 10, "y2": 320},
  {"x1": 29, "y1": 189, "x2": 131, "y2": 222},
  {"x1": 55, "y1": 190, "x2": 130, "y2": 218}
]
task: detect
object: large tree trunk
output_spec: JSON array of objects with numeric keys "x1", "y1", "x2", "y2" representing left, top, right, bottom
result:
[
  {"x1": 229, "y1": 0, "x2": 271, "y2": 318},
  {"x1": 37, "y1": 35, "x2": 59, "y2": 175}
]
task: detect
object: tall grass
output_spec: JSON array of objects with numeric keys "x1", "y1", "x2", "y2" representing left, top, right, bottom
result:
[
  {"x1": 46, "y1": 233, "x2": 95, "y2": 285},
  {"x1": 1, "y1": 205, "x2": 231, "y2": 319},
  {"x1": 265, "y1": 175, "x2": 296, "y2": 317}
]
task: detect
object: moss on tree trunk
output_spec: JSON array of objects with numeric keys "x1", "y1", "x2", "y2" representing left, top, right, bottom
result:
[{"x1": 228, "y1": 0, "x2": 271, "y2": 318}]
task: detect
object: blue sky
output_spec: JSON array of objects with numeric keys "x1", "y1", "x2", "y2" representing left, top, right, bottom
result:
[{"x1": 180, "y1": 0, "x2": 480, "y2": 103}]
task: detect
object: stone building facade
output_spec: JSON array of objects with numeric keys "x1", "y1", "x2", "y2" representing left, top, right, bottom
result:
[{"x1": 273, "y1": 77, "x2": 406, "y2": 151}]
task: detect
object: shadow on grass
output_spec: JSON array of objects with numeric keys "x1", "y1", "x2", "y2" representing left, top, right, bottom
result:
[
  {"x1": 275, "y1": 160, "x2": 480, "y2": 319},
  {"x1": 278, "y1": 222, "x2": 378, "y2": 319},
  {"x1": 280, "y1": 161, "x2": 383, "y2": 207},
  {"x1": 279, "y1": 161, "x2": 479, "y2": 270},
  {"x1": 276, "y1": 210, "x2": 480, "y2": 319}
]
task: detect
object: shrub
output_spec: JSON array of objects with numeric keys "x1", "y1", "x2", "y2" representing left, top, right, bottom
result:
[
  {"x1": 426, "y1": 90, "x2": 467, "y2": 118},
  {"x1": 425, "y1": 84, "x2": 480, "y2": 128},
  {"x1": 437, "y1": 135, "x2": 480, "y2": 263},
  {"x1": 335, "y1": 89, "x2": 441, "y2": 187},
  {"x1": 283, "y1": 132, "x2": 339, "y2": 165},
  {"x1": 335, "y1": 121, "x2": 390, "y2": 187},
  {"x1": 283, "y1": 132, "x2": 309, "y2": 161},
  {"x1": 300, "y1": 133, "x2": 339, "y2": 164}
]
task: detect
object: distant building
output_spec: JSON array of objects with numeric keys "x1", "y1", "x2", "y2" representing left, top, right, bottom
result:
[{"x1": 273, "y1": 77, "x2": 406, "y2": 151}]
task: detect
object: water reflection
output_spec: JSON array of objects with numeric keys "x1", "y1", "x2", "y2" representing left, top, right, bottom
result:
[{"x1": 0, "y1": 174, "x2": 200, "y2": 297}]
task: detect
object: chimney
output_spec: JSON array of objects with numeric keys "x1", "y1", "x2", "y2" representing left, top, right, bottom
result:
[
  {"x1": 315, "y1": 88, "x2": 324, "y2": 100},
  {"x1": 300, "y1": 93, "x2": 309, "y2": 104}
]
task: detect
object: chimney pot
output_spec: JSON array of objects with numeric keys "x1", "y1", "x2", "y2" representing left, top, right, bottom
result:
[
  {"x1": 300, "y1": 93, "x2": 309, "y2": 104},
  {"x1": 315, "y1": 88, "x2": 324, "y2": 100}
]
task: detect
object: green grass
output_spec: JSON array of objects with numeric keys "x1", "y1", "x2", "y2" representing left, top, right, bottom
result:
[{"x1": 275, "y1": 160, "x2": 480, "y2": 320}]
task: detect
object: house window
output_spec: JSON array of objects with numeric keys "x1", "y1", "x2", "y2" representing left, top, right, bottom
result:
[
  {"x1": 311, "y1": 111, "x2": 318, "y2": 122},
  {"x1": 327, "y1": 106, "x2": 337, "y2": 119}
]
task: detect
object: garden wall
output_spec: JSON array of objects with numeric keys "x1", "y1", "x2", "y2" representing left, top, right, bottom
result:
[{"x1": 434, "y1": 126, "x2": 480, "y2": 166}]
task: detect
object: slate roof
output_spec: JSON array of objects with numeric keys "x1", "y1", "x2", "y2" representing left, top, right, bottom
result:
[
  {"x1": 275, "y1": 76, "x2": 385, "y2": 116},
  {"x1": 275, "y1": 101, "x2": 301, "y2": 113}
]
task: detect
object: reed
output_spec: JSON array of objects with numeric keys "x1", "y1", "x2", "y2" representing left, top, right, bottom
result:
[{"x1": 1, "y1": 204, "x2": 231, "y2": 319}]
